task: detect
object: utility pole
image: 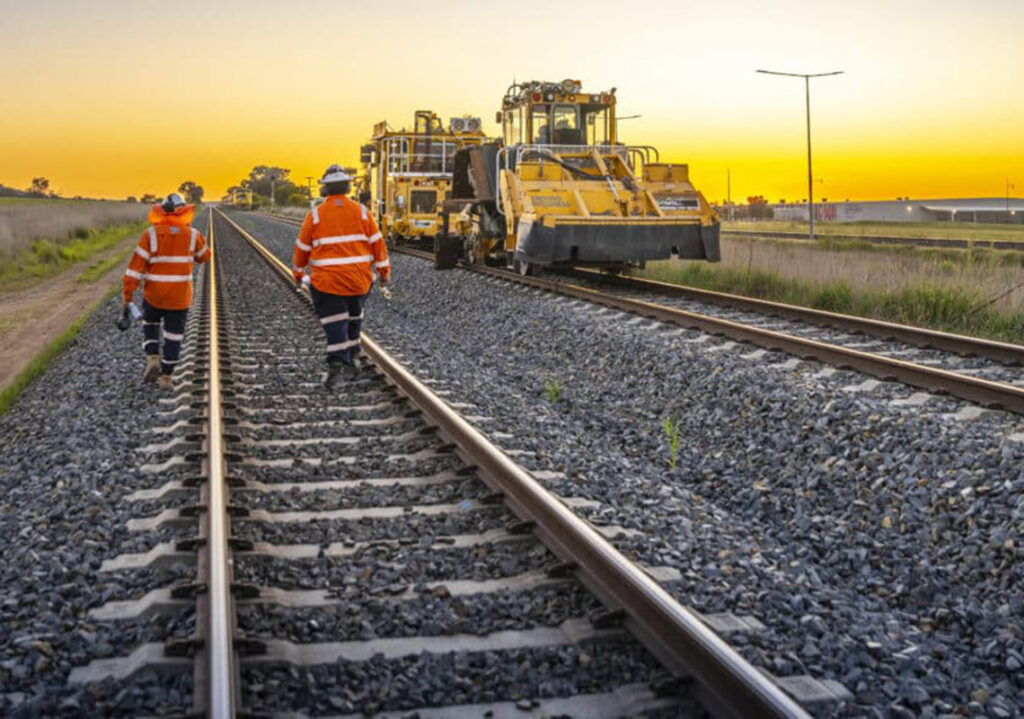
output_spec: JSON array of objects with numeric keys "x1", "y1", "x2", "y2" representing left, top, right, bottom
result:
[
  {"x1": 306, "y1": 175, "x2": 315, "y2": 204},
  {"x1": 270, "y1": 177, "x2": 276, "y2": 213},
  {"x1": 757, "y1": 69, "x2": 843, "y2": 240},
  {"x1": 726, "y1": 168, "x2": 733, "y2": 221},
  {"x1": 1008, "y1": 178, "x2": 1015, "y2": 218}
]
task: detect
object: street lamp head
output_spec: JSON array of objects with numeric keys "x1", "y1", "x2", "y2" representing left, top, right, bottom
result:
[{"x1": 757, "y1": 69, "x2": 844, "y2": 78}]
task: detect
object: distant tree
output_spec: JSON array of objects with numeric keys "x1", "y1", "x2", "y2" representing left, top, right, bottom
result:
[
  {"x1": 746, "y1": 195, "x2": 773, "y2": 220},
  {"x1": 28, "y1": 177, "x2": 50, "y2": 196},
  {"x1": 275, "y1": 185, "x2": 298, "y2": 207},
  {"x1": 140, "y1": 193, "x2": 159, "y2": 204},
  {"x1": 733, "y1": 195, "x2": 774, "y2": 221},
  {"x1": 178, "y1": 180, "x2": 204, "y2": 203},
  {"x1": 242, "y1": 165, "x2": 297, "y2": 201},
  {"x1": 126, "y1": 196, "x2": 138, "y2": 203}
]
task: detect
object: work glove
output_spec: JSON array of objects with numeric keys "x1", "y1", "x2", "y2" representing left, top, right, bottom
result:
[{"x1": 292, "y1": 269, "x2": 304, "y2": 286}]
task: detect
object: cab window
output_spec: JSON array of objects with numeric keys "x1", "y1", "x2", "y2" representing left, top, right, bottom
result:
[
  {"x1": 410, "y1": 189, "x2": 436, "y2": 214},
  {"x1": 531, "y1": 105, "x2": 550, "y2": 144},
  {"x1": 552, "y1": 105, "x2": 581, "y2": 144},
  {"x1": 585, "y1": 106, "x2": 609, "y2": 146},
  {"x1": 505, "y1": 109, "x2": 521, "y2": 146}
]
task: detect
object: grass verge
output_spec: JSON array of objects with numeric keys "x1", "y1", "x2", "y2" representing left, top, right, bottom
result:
[
  {"x1": 77, "y1": 244, "x2": 137, "y2": 283},
  {"x1": 0, "y1": 221, "x2": 146, "y2": 291},
  {"x1": 723, "y1": 220, "x2": 1024, "y2": 242},
  {"x1": 0, "y1": 287, "x2": 119, "y2": 415},
  {"x1": 723, "y1": 233, "x2": 1024, "y2": 267},
  {"x1": 637, "y1": 261, "x2": 1024, "y2": 344}
]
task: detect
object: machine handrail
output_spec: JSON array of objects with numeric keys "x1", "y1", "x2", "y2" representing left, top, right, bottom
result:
[{"x1": 493, "y1": 143, "x2": 664, "y2": 218}]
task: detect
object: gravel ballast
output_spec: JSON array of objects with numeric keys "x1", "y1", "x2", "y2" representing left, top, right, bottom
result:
[
  {"x1": 215, "y1": 215, "x2": 677, "y2": 715},
  {"x1": 233, "y1": 210, "x2": 1024, "y2": 717},
  {"x1": 0, "y1": 212, "x2": 219, "y2": 714}
]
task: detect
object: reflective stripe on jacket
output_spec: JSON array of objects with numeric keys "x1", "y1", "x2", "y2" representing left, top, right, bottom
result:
[
  {"x1": 122, "y1": 204, "x2": 210, "y2": 310},
  {"x1": 293, "y1": 195, "x2": 389, "y2": 297}
]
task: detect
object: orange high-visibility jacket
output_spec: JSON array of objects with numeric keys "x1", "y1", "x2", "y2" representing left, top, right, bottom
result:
[
  {"x1": 292, "y1": 195, "x2": 390, "y2": 297},
  {"x1": 122, "y1": 204, "x2": 210, "y2": 310}
]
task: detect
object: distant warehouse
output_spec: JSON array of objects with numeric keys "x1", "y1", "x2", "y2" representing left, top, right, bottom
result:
[{"x1": 768, "y1": 198, "x2": 1024, "y2": 224}]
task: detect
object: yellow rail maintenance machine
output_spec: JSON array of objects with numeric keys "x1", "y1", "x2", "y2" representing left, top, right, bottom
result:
[
  {"x1": 441, "y1": 79, "x2": 720, "y2": 273},
  {"x1": 231, "y1": 189, "x2": 253, "y2": 210},
  {"x1": 360, "y1": 110, "x2": 487, "y2": 244}
]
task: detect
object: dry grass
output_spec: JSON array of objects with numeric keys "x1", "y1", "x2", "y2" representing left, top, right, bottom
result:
[
  {"x1": 0, "y1": 201, "x2": 146, "y2": 258},
  {"x1": 640, "y1": 236, "x2": 1024, "y2": 342},
  {"x1": 715, "y1": 236, "x2": 1024, "y2": 313},
  {"x1": 724, "y1": 220, "x2": 1024, "y2": 242},
  {"x1": 264, "y1": 206, "x2": 308, "y2": 221}
]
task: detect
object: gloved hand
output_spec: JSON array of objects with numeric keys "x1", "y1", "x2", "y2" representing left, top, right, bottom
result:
[
  {"x1": 379, "y1": 275, "x2": 390, "y2": 287},
  {"x1": 292, "y1": 270, "x2": 304, "y2": 286}
]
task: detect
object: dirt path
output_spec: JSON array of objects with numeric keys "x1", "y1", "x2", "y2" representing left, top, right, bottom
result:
[{"x1": 0, "y1": 240, "x2": 135, "y2": 390}]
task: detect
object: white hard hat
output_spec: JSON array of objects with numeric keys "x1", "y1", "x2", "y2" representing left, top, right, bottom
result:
[
  {"x1": 161, "y1": 192, "x2": 187, "y2": 211},
  {"x1": 319, "y1": 164, "x2": 353, "y2": 184}
]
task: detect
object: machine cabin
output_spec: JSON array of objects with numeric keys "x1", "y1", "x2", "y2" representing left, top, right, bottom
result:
[{"x1": 501, "y1": 79, "x2": 617, "y2": 149}]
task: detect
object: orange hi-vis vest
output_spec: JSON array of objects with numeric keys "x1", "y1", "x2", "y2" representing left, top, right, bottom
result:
[
  {"x1": 122, "y1": 204, "x2": 210, "y2": 310},
  {"x1": 293, "y1": 195, "x2": 390, "y2": 297}
]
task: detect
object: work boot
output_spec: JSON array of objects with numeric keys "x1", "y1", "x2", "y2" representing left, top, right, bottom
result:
[
  {"x1": 324, "y1": 361, "x2": 345, "y2": 390},
  {"x1": 158, "y1": 374, "x2": 174, "y2": 391},
  {"x1": 143, "y1": 355, "x2": 161, "y2": 383}
]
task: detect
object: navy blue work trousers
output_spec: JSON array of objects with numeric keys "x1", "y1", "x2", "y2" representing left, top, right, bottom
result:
[
  {"x1": 310, "y1": 287, "x2": 365, "y2": 365},
  {"x1": 142, "y1": 301, "x2": 188, "y2": 375}
]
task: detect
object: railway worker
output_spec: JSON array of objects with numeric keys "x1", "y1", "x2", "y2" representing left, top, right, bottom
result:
[
  {"x1": 122, "y1": 193, "x2": 210, "y2": 390},
  {"x1": 293, "y1": 164, "x2": 390, "y2": 389}
]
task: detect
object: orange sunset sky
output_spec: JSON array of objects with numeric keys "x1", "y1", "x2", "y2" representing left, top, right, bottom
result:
[{"x1": 1, "y1": 0, "x2": 1021, "y2": 204}]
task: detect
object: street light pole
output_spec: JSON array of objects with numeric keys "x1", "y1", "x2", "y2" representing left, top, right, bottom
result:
[
  {"x1": 1007, "y1": 178, "x2": 1015, "y2": 218},
  {"x1": 757, "y1": 69, "x2": 843, "y2": 240},
  {"x1": 727, "y1": 168, "x2": 733, "y2": 221}
]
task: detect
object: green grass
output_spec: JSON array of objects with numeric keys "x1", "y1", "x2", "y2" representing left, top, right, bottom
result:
[
  {"x1": 0, "y1": 221, "x2": 146, "y2": 291},
  {"x1": 723, "y1": 220, "x2": 1024, "y2": 242},
  {"x1": 541, "y1": 379, "x2": 565, "y2": 402},
  {"x1": 77, "y1": 244, "x2": 137, "y2": 283},
  {"x1": 663, "y1": 416, "x2": 680, "y2": 469},
  {"x1": 637, "y1": 261, "x2": 1024, "y2": 344},
  {"x1": 0, "y1": 287, "x2": 119, "y2": 415}
]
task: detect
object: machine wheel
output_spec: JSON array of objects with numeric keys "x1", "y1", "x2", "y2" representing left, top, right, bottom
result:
[
  {"x1": 464, "y1": 233, "x2": 480, "y2": 265},
  {"x1": 602, "y1": 263, "x2": 626, "y2": 276},
  {"x1": 514, "y1": 259, "x2": 540, "y2": 277}
]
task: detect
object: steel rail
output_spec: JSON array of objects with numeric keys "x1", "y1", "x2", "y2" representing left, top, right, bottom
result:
[
  {"x1": 214, "y1": 208, "x2": 811, "y2": 719},
  {"x1": 202, "y1": 211, "x2": 236, "y2": 717},
  {"x1": 262, "y1": 211, "x2": 1024, "y2": 253},
  {"x1": 257, "y1": 211, "x2": 1021, "y2": 364},
  {"x1": 390, "y1": 246, "x2": 1024, "y2": 414},
  {"x1": 563, "y1": 268, "x2": 1024, "y2": 366}
]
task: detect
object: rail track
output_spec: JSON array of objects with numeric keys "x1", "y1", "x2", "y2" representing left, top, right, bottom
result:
[
  {"x1": 381, "y1": 247, "x2": 1024, "y2": 415},
  {"x1": 59, "y1": 209, "x2": 864, "y2": 716},
  {"x1": 261, "y1": 211, "x2": 1023, "y2": 412}
]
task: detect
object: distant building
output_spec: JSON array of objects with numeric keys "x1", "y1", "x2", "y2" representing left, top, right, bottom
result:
[{"x1": 767, "y1": 197, "x2": 1024, "y2": 224}]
